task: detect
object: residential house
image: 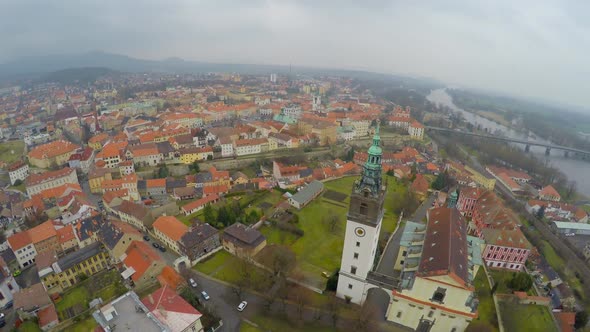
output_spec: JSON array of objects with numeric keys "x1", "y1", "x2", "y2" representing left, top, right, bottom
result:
[
  {"x1": 95, "y1": 141, "x2": 128, "y2": 168},
  {"x1": 98, "y1": 220, "x2": 144, "y2": 263},
  {"x1": 234, "y1": 138, "x2": 267, "y2": 156},
  {"x1": 122, "y1": 241, "x2": 166, "y2": 287},
  {"x1": 152, "y1": 216, "x2": 188, "y2": 255},
  {"x1": 179, "y1": 222, "x2": 221, "y2": 262},
  {"x1": 28, "y1": 220, "x2": 60, "y2": 258},
  {"x1": 8, "y1": 160, "x2": 29, "y2": 185},
  {"x1": 288, "y1": 180, "x2": 324, "y2": 209},
  {"x1": 222, "y1": 222, "x2": 266, "y2": 258},
  {"x1": 115, "y1": 200, "x2": 154, "y2": 231},
  {"x1": 146, "y1": 178, "x2": 167, "y2": 196},
  {"x1": 28, "y1": 140, "x2": 80, "y2": 168},
  {"x1": 38, "y1": 242, "x2": 110, "y2": 294},
  {"x1": 127, "y1": 143, "x2": 163, "y2": 166},
  {"x1": 14, "y1": 283, "x2": 52, "y2": 320},
  {"x1": 25, "y1": 167, "x2": 79, "y2": 197},
  {"x1": 88, "y1": 168, "x2": 113, "y2": 194},
  {"x1": 141, "y1": 287, "x2": 204, "y2": 332},
  {"x1": 181, "y1": 194, "x2": 220, "y2": 216},
  {"x1": 472, "y1": 191, "x2": 519, "y2": 237},
  {"x1": 173, "y1": 187, "x2": 197, "y2": 201},
  {"x1": 118, "y1": 160, "x2": 135, "y2": 176},
  {"x1": 38, "y1": 303, "x2": 59, "y2": 331},
  {"x1": 88, "y1": 132, "x2": 111, "y2": 150},
  {"x1": 539, "y1": 185, "x2": 561, "y2": 202},
  {"x1": 73, "y1": 214, "x2": 104, "y2": 248},
  {"x1": 408, "y1": 121, "x2": 424, "y2": 140},
  {"x1": 219, "y1": 137, "x2": 234, "y2": 157},
  {"x1": 67, "y1": 147, "x2": 95, "y2": 173},
  {"x1": 56, "y1": 224, "x2": 78, "y2": 252}
]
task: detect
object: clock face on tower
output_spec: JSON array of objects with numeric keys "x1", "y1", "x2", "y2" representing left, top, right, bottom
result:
[{"x1": 355, "y1": 227, "x2": 366, "y2": 237}]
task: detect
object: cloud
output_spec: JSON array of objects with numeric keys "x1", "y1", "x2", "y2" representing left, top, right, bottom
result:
[{"x1": 1, "y1": 0, "x2": 589, "y2": 108}]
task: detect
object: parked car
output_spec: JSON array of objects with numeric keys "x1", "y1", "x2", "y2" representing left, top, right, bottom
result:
[
  {"x1": 152, "y1": 243, "x2": 160, "y2": 249},
  {"x1": 12, "y1": 269, "x2": 21, "y2": 277},
  {"x1": 0, "y1": 312, "x2": 5, "y2": 327},
  {"x1": 237, "y1": 301, "x2": 248, "y2": 312},
  {"x1": 143, "y1": 235, "x2": 150, "y2": 241},
  {"x1": 189, "y1": 278, "x2": 197, "y2": 288},
  {"x1": 201, "y1": 291, "x2": 210, "y2": 300}
]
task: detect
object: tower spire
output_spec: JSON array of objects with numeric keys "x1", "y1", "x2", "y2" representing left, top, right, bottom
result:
[{"x1": 354, "y1": 121, "x2": 383, "y2": 197}]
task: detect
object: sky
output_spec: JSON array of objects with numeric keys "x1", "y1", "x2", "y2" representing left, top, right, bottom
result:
[{"x1": 2, "y1": 0, "x2": 590, "y2": 108}]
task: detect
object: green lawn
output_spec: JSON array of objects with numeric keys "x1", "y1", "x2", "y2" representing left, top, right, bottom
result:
[
  {"x1": 259, "y1": 176, "x2": 405, "y2": 289},
  {"x1": 539, "y1": 240, "x2": 586, "y2": 302},
  {"x1": 10, "y1": 182, "x2": 26, "y2": 193},
  {"x1": 245, "y1": 314, "x2": 336, "y2": 332},
  {"x1": 0, "y1": 140, "x2": 25, "y2": 164},
  {"x1": 498, "y1": 300, "x2": 557, "y2": 332},
  {"x1": 195, "y1": 250, "x2": 233, "y2": 275},
  {"x1": 17, "y1": 321, "x2": 42, "y2": 332},
  {"x1": 240, "y1": 322, "x2": 263, "y2": 332},
  {"x1": 469, "y1": 268, "x2": 499, "y2": 332},
  {"x1": 56, "y1": 286, "x2": 88, "y2": 313}
]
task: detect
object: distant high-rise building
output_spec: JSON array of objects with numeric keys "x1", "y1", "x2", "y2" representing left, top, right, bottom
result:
[
  {"x1": 270, "y1": 73, "x2": 277, "y2": 83},
  {"x1": 312, "y1": 95, "x2": 321, "y2": 111}
]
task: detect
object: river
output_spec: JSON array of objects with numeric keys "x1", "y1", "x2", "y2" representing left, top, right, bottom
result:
[{"x1": 426, "y1": 88, "x2": 590, "y2": 197}]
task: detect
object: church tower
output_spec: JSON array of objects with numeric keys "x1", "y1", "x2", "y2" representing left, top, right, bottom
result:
[{"x1": 336, "y1": 124, "x2": 386, "y2": 304}]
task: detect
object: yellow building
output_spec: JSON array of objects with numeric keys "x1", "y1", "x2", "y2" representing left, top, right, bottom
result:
[
  {"x1": 89, "y1": 169, "x2": 113, "y2": 194},
  {"x1": 465, "y1": 165, "x2": 496, "y2": 190},
  {"x1": 39, "y1": 242, "x2": 110, "y2": 294},
  {"x1": 28, "y1": 140, "x2": 80, "y2": 168}
]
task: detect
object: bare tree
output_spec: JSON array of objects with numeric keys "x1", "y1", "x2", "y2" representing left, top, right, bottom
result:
[
  {"x1": 566, "y1": 180, "x2": 577, "y2": 199},
  {"x1": 354, "y1": 302, "x2": 379, "y2": 331},
  {"x1": 327, "y1": 296, "x2": 340, "y2": 328},
  {"x1": 329, "y1": 214, "x2": 339, "y2": 233}
]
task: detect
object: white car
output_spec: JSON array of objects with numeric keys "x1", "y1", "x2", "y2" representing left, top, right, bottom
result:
[
  {"x1": 189, "y1": 278, "x2": 197, "y2": 288},
  {"x1": 237, "y1": 301, "x2": 248, "y2": 312},
  {"x1": 201, "y1": 291, "x2": 210, "y2": 301},
  {"x1": 565, "y1": 233, "x2": 575, "y2": 237}
]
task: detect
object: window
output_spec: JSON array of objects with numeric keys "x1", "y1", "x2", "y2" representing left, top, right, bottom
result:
[
  {"x1": 451, "y1": 328, "x2": 457, "y2": 332},
  {"x1": 360, "y1": 203, "x2": 368, "y2": 215},
  {"x1": 351, "y1": 266, "x2": 357, "y2": 275},
  {"x1": 356, "y1": 241, "x2": 360, "y2": 247},
  {"x1": 402, "y1": 250, "x2": 407, "y2": 256},
  {"x1": 396, "y1": 311, "x2": 402, "y2": 318},
  {"x1": 432, "y1": 287, "x2": 446, "y2": 303},
  {"x1": 0, "y1": 292, "x2": 4, "y2": 300},
  {"x1": 428, "y1": 311, "x2": 434, "y2": 318},
  {"x1": 348, "y1": 284, "x2": 353, "y2": 289},
  {"x1": 8, "y1": 283, "x2": 13, "y2": 291},
  {"x1": 353, "y1": 252, "x2": 359, "y2": 259}
]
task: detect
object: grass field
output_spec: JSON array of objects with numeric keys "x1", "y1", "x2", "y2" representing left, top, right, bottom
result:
[
  {"x1": 17, "y1": 321, "x2": 42, "y2": 332},
  {"x1": 195, "y1": 250, "x2": 268, "y2": 285},
  {"x1": 468, "y1": 269, "x2": 499, "y2": 332},
  {"x1": 0, "y1": 140, "x2": 25, "y2": 164},
  {"x1": 194, "y1": 250, "x2": 233, "y2": 275},
  {"x1": 498, "y1": 300, "x2": 557, "y2": 332},
  {"x1": 259, "y1": 175, "x2": 405, "y2": 288}
]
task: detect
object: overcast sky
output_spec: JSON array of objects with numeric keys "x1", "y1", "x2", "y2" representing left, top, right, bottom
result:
[{"x1": 2, "y1": 0, "x2": 590, "y2": 108}]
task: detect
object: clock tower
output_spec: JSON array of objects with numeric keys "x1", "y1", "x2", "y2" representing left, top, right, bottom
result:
[{"x1": 336, "y1": 124, "x2": 386, "y2": 304}]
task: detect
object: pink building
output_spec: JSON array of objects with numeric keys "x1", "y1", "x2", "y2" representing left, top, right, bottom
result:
[
  {"x1": 457, "y1": 187, "x2": 482, "y2": 217},
  {"x1": 481, "y1": 228, "x2": 531, "y2": 271}
]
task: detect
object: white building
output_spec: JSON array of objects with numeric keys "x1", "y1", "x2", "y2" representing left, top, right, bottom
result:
[
  {"x1": 8, "y1": 161, "x2": 29, "y2": 185},
  {"x1": 270, "y1": 73, "x2": 277, "y2": 83},
  {"x1": 7, "y1": 232, "x2": 37, "y2": 269},
  {"x1": 350, "y1": 119, "x2": 370, "y2": 138},
  {"x1": 234, "y1": 138, "x2": 265, "y2": 156},
  {"x1": 282, "y1": 104, "x2": 302, "y2": 119},
  {"x1": 25, "y1": 167, "x2": 79, "y2": 197},
  {"x1": 408, "y1": 122, "x2": 424, "y2": 140},
  {"x1": 219, "y1": 138, "x2": 234, "y2": 158}
]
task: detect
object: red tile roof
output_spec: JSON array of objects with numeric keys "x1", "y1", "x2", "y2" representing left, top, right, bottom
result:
[
  {"x1": 56, "y1": 225, "x2": 76, "y2": 245},
  {"x1": 153, "y1": 216, "x2": 188, "y2": 241},
  {"x1": 28, "y1": 220, "x2": 57, "y2": 244},
  {"x1": 28, "y1": 140, "x2": 80, "y2": 160},
  {"x1": 7, "y1": 231, "x2": 32, "y2": 251},
  {"x1": 25, "y1": 168, "x2": 76, "y2": 187},
  {"x1": 141, "y1": 286, "x2": 202, "y2": 325},
  {"x1": 540, "y1": 185, "x2": 561, "y2": 199},
  {"x1": 38, "y1": 304, "x2": 59, "y2": 328},
  {"x1": 124, "y1": 241, "x2": 163, "y2": 282}
]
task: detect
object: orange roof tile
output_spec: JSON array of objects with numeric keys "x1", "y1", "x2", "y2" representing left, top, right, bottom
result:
[
  {"x1": 124, "y1": 241, "x2": 163, "y2": 282},
  {"x1": 7, "y1": 231, "x2": 32, "y2": 250},
  {"x1": 153, "y1": 216, "x2": 188, "y2": 242},
  {"x1": 157, "y1": 266, "x2": 186, "y2": 290},
  {"x1": 28, "y1": 220, "x2": 57, "y2": 244},
  {"x1": 28, "y1": 140, "x2": 80, "y2": 160},
  {"x1": 56, "y1": 225, "x2": 76, "y2": 244}
]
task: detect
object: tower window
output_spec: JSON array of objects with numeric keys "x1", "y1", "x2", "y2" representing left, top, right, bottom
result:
[
  {"x1": 432, "y1": 287, "x2": 446, "y2": 303},
  {"x1": 356, "y1": 241, "x2": 360, "y2": 247},
  {"x1": 360, "y1": 203, "x2": 368, "y2": 215},
  {"x1": 353, "y1": 252, "x2": 359, "y2": 259},
  {"x1": 428, "y1": 311, "x2": 434, "y2": 318},
  {"x1": 351, "y1": 266, "x2": 357, "y2": 275},
  {"x1": 348, "y1": 284, "x2": 353, "y2": 289},
  {"x1": 396, "y1": 311, "x2": 402, "y2": 318}
]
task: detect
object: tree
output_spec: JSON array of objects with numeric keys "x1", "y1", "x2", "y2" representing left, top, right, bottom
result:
[
  {"x1": 431, "y1": 171, "x2": 448, "y2": 190},
  {"x1": 158, "y1": 165, "x2": 169, "y2": 178},
  {"x1": 207, "y1": 154, "x2": 213, "y2": 160},
  {"x1": 566, "y1": 180, "x2": 577, "y2": 200},
  {"x1": 575, "y1": 311, "x2": 589, "y2": 329},
  {"x1": 345, "y1": 147, "x2": 355, "y2": 162},
  {"x1": 536, "y1": 205, "x2": 546, "y2": 219},
  {"x1": 386, "y1": 169, "x2": 394, "y2": 177},
  {"x1": 203, "y1": 204, "x2": 215, "y2": 223},
  {"x1": 508, "y1": 272, "x2": 533, "y2": 292},
  {"x1": 325, "y1": 269, "x2": 339, "y2": 291},
  {"x1": 13, "y1": 179, "x2": 22, "y2": 186},
  {"x1": 328, "y1": 214, "x2": 339, "y2": 234},
  {"x1": 190, "y1": 160, "x2": 200, "y2": 173},
  {"x1": 327, "y1": 296, "x2": 339, "y2": 327}
]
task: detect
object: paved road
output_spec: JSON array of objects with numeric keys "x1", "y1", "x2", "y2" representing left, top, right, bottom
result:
[{"x1": 410, "y1": 195, "x2": 435, "y2": 223}]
